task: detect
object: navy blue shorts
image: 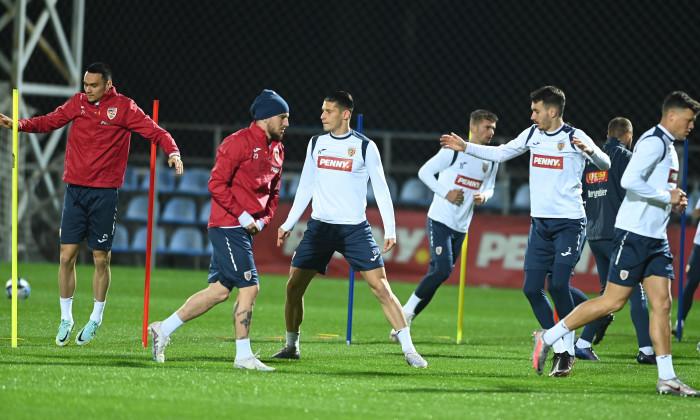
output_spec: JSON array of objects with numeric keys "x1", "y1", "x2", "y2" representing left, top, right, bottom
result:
[
  {"x1": 207, "y1": 227, "x2": 258, "y2": 290},
  {"x1": 524, "y1": 217, "x2": 585, "y2": 270},
  {"x1": 60, "y1": 184, "x2": 119, "y2": 251},
  {"x1": 291, "y1": 218, "x2": 384, "y2": 275},
  {"x1": 607, "y1": 228, "x2": 674, "y2": 287}
]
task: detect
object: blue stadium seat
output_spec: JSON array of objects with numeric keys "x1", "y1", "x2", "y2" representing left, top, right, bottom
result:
[
  {"x1": 111, "y1": 224, "x2": 129, "y2": 252},
  {"x1": 161, "y1": 197, "x2": 198, "y2": 224},
  {"x1": 398, "y1": 177, "x2": 433, "y2": 206},
  {"x1": 512, "y1": 183, "x2": 530, "y2": 212},
  {"x1": 140, "y1": 168, "x2": 176, "y2": 193},
  {"x1": 177, "y1": 167, "x2": 211, "y2": 195},
  {"x1": 480, "y1": 180, "x2": 506, "y2": 211},
  {"x1": 123, "y1": 195, "x2": 159, "y2": 223},
  {"x1": 120, "y1": 165, "x2": 140, "y2": 191},
  {"x1": 199, "y1": 201, "x2": 211, "y2": 225},
  {"x1": 167, "y1": 227, "x2": 205, "y2": 256},
  {"x1": 367, "y1": 176, "x2": 399, "y2": 203},
  {"x1": 130, "y1": 226, "x2": 166, "y2": 253},
  {"x1": 280, "y1": 172, "x2": 301, "y2": 199}
]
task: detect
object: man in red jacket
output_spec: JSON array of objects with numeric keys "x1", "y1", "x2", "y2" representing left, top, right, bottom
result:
[
  {"x1": 0, "y1": 62, "x2": 183, "y2": 347},
  {"x1": 148, "y1": 89, "x2": 289, "y2": 371}
]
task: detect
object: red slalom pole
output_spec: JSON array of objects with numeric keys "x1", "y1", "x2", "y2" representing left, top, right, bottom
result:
[{"x1": 142, "y1": 100, "x2": 159, "y2": 347}]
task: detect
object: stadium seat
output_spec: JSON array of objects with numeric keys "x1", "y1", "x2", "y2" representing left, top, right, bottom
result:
[
  {"x1": 161, "y1": 196, "x2": 197, "y2": 224},
  {"x1": 280, "y1": 172, "x2": 301, "y2": 199},
  {"x1": 111, "y1": 224, "x2": 129, "y2": 252},
  {"x1": 512, "y1": 183, "x2": 531, "y2": 212},
  {"x1": 177, "y1": 167, "x2": 211, "y2": 195},
  {"x1": 398, "y1": 177, "x2": 433, "y2": 206},
  {"x1": 199, "y1": 201, "x2": 211, "y2": 225},
  {"x1": 167, "y1": 227, "x2": 205, "y2": 256},
  {"x1": 480, "y1": 181, "x2": 506, "y2": 211},
  {"x1": 367, "y1": 176, "x2": 399, "y2": 203},
  {"x1": 123, "y1": 195, "x2": 159, "y2": 223},
  {"x1": 140, "y1": 168, "x2": 176, "y2": 193},
  {"x1": 130, "y1": 226, "x2": 166, "y2": 253},
  {"x1": 120, "y1": 165, "x2": 140, "y2": 191}
]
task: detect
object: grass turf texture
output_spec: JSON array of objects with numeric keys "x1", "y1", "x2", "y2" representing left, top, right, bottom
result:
[{"x1": 1, "y1": 262, "x2": 699, "y2": 419}]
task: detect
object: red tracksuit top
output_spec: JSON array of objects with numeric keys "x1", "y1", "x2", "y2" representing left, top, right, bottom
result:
[
  {"x1": 208, "y1": 122, "x2": 284, "y2": 229},
  {"x1": 18, "y1": 87, "x2": 180, "y2": 188}
]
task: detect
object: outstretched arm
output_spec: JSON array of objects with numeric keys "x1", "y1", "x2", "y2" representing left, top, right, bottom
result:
[{"x1": 0, "y1": 113, "x2": 13, "y2": 129}]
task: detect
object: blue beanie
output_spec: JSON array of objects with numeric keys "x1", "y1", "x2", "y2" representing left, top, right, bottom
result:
[{"x1": 249, "y1": 89, "x2": 289, "y2": 120}]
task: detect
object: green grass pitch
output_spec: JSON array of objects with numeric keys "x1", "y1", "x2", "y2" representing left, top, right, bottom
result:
[{"x1": 1, "y1": 262, "x2": 699, "y2": 419}]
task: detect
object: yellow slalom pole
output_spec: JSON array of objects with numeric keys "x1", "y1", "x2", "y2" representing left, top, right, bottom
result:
[
  {"x1": 12, "y1": 89, "x2": 19, "y2": 348},
  {"x1": 457, "y1": 232, "x2": 468, "y2": 344},
  {"x1": 457, "y1": 129, "x2": 472, "y2": 344}
]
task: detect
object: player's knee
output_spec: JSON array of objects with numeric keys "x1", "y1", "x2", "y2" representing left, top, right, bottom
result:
[
  {"x1": 522, "y1": 284, "x2": 542, "y2": 301},
  {"x1": 92, "y1": 251, "x2": 110, "y2": 269},
  {"x1": 546, "y1": 281, "x2": 568, "y2": 297}
]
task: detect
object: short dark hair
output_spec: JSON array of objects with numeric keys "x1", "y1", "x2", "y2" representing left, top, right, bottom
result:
[
  {"x1": 530, "y1": 86, "x2": 566, "y2": 117},
  {"x1": 470, "y1": 109, "x2": 498, "y2": 127},
  {"x1": 607, "y1": 117, "x2": 632, "y2": 138},
  {"x1": 662, "y1": 91, "x2": 700, "y2": 115},
  {"x1": 85, "y1": 62, "x2": 112, "y2": 83},
  {"x1": 324, "y1": 91, "x2": 354, "y2": 114}
]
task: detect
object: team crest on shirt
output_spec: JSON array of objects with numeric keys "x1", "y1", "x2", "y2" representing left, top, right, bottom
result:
[
  {"x1": 482, "y1": 162, "x2": 489, "y2": 172},
  {"x1": 557, "y1": 140, "x2": 565, "y2": 151},
  {"x1": 274, "y1": 148, "x2": 281, "y2": 163},
  {"x1": 620, "y1": 270, "x2": 629, "y2": 281},
  {"x1": 347, "y1": 147, "x2": 356, "y2": 157},
  {"x1": 107, "y1": 107, "x2": 117, "y2": 120},
  {"x1": 244, "y1": 270, "x2": 253, "y2": 281},
  {"x1": 435, "y1": 246, "x2": 442, "y2": 255}
]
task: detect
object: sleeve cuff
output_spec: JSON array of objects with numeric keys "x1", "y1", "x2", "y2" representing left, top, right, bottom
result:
[
  {"x1": 237, "y1": 211, "x2": 255, "y2": 227},
  {"x1": 256, "y1": 220, "x2": 265, "y2": 231}
]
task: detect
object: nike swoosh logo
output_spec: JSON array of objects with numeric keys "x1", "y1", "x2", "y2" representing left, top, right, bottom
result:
[
  {"x1": 253, "y1": 148, "x2": 262, "y2": 152},
  {"x1": 59, "y1": 332, "x2": 69, "y2": 341},
  {"x1": 97, "y1": 239, "x2": 108, "y2": 243}
]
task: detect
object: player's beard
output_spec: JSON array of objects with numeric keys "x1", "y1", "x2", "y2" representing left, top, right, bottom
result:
[{"x1": 269, "y1": 125, "x2": 285, "y2": 142}]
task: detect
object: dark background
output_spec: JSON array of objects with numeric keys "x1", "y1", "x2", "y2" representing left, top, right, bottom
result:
[{"x1": 11, "y1": 0, "x2": 700, "y2": 143}]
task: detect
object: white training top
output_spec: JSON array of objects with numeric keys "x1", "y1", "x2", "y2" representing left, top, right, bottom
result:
[
  {"x1": 615, "y1": 124, "x2": 678, "y2": 240},
  {"x1": 280, "y1": 130, "x2": 396, "y2": 239},
  {"x1": 464, "y1": 124, "x2": 610, "y2": 219},
  {"x1": 419, "y1": 147, "x2": 498, "y2": 233}
]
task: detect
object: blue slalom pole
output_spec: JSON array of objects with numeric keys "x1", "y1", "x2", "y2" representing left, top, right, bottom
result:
[
  {"x1": 346, "y1": 114, "x2": 363, "y2": 345},
  {"x1": 677, "y1": 139, "x2": 689, "y2": 342}
]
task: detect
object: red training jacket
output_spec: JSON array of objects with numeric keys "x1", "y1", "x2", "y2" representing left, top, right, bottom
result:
[
  {"x1": 208, "y1": 122, "x2": 284, "y2": 228},
  {"x1": 18, "y1": 87, "x2": 180, "y2": 188}
]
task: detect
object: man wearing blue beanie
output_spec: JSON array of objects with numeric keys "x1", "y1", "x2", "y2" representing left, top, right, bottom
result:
[{"x1": 149, "y1": 89, "x2": 289, "y2": 371}]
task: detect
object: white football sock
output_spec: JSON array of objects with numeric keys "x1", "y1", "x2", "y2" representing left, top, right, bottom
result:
[
  {"x1": 60, "y1": 297, "x2": 73, "y2": 323},
  {"x1": 639, "y1": 346, "x2": 654, "y2": 356},
  {"x1": 286, "y1": 331, "x2": 300, "y2": 348},
  {"x1": 396, "y1": 327, "x2": 417, "y2": 354},
  {"x1": 576, "y1": 338, "x2": 592, "y2": 349},
  {"x1": 235, "y1": 338, "x2": 253, "y2": 361},
  {"x1": 403, "y1": 293, "x2": 421, "y2": 315},
  {"x1": 89, "y1": 299, "x2": 105, "y2": 324},
  {"x1": 656, "y1": 354, "x2": 676, "y2": 380},
  {"x1": 563, "y1": 330, "x2": 575, "y2": 355},
  {"x1": 161, "y1": 312, "x2": 185, "y2": 336},
  {"x1": 543, "y1": 320, "x2": 570, "y2": 346},
  {"x1": 552, "y1": 338, "x2": 565, "y2": 354}
]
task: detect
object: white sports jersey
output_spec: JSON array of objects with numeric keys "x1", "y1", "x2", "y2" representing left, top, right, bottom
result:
[
  {"x1": 464, "y1": 124, "x2": 610, "y2": 218},
  {"x1": 615, "y1": 125, "x2": 678, "y2": 240},
  {"x1": 281, "y1": 130, "x2": 396, "y2": 238},
  {"x1": 419, "y1": 147, "x2": 498, "y2": 232}
]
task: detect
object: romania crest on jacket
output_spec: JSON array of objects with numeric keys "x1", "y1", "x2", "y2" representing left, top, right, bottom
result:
[{"x1": 107, "y1": 107, "x2": 117, "y2": 120}]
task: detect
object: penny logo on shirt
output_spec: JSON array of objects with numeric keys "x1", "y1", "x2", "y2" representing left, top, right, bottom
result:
[
  {"x1": 107, "y1": 107, "x2": 117, "y2": 120},
  {"x1": 532, "y1": 154, "x2": 563, "y2": 169},
  {"x1": 318, "y1": 156, "x2": 353, "y2": 172}
]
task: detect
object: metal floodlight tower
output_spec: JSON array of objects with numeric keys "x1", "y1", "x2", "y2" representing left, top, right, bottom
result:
[{"x1": 0, "y1": 0, "x2": 85, "y2": 261}]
